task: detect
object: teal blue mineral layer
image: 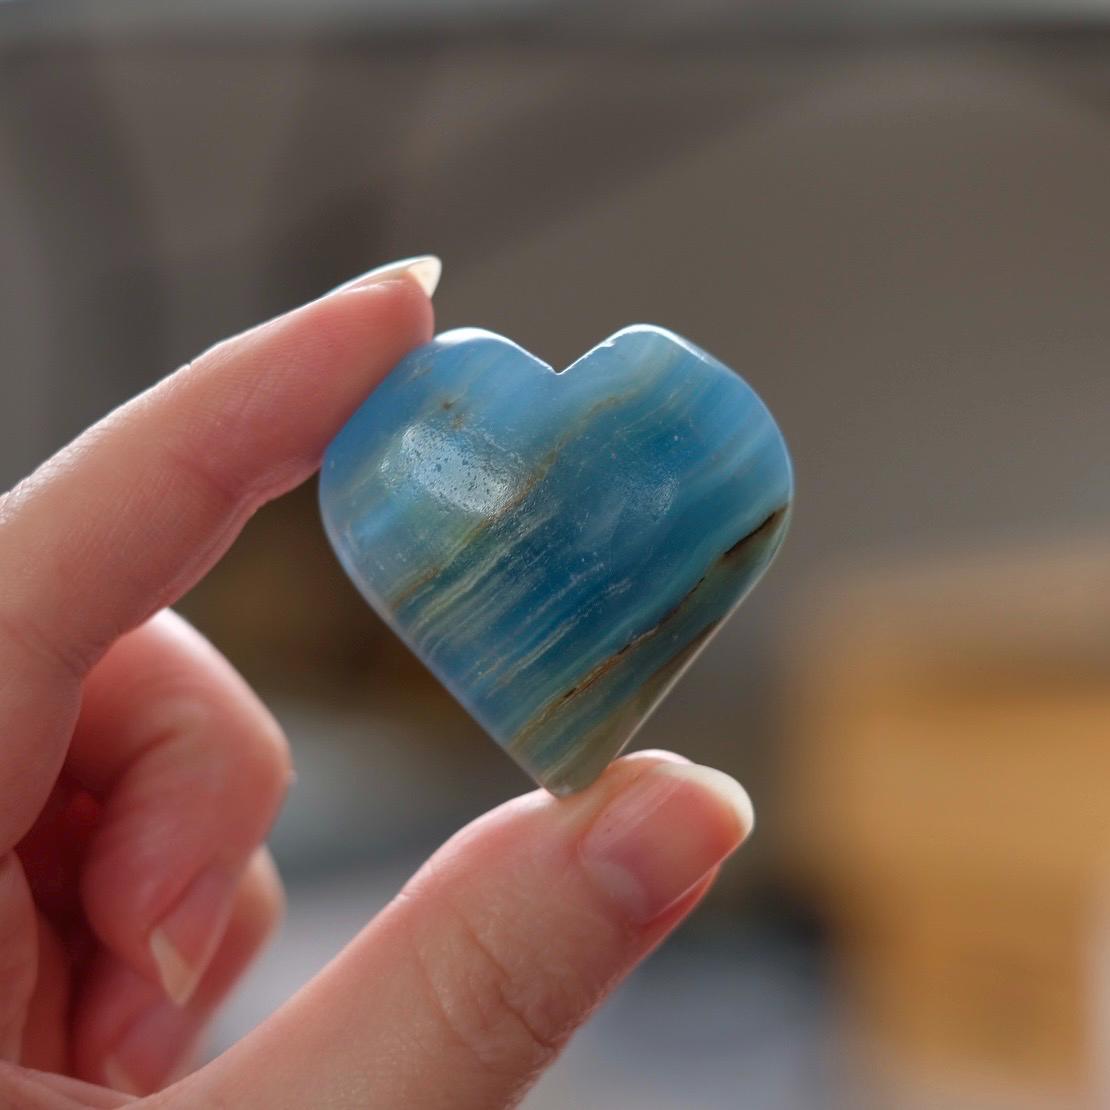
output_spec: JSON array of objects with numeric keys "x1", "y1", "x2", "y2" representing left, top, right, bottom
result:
[{"x1": 320, "y1": 326, "x2": 792, "y2": 794}]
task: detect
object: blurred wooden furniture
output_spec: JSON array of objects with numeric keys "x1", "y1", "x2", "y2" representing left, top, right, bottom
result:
[{"x1": 783, "y1": 541, "x2": 1110, "y2": 1108}]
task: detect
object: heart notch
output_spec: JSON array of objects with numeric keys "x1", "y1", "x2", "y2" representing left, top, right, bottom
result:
[{"x1": 320, "y1": 326, "x2": 793, "y2": 794}]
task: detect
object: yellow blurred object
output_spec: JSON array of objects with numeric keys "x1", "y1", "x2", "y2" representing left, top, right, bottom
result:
[{"x1": 783, "y1": 542, "x2": 1110, "y2": 1108}]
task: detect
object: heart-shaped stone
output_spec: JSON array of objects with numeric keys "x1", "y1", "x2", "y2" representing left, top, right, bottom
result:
[{"x1": 320, "y1": 326, "x2": 792, "y2": 794}]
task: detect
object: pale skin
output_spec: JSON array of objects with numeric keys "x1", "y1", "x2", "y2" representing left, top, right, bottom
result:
[{"x1": 0, "y1": 264, "x2": 754, "y2": 1109}]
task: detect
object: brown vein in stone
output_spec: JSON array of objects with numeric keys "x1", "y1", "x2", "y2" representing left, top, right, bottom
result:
[
  {"x1": 722, "y1": 503, "x2": 789, "y2": 560},
  {"x1": 511, "y1": 503, "x2": 790, "y2": 746},
  {"x1": 538, "y1": 617, "x2": 724, "y2": 792}
]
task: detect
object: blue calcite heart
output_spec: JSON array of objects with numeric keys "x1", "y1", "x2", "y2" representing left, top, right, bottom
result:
[{"x1": 320, "y1": 326, "x2": 792, "y2": 794}]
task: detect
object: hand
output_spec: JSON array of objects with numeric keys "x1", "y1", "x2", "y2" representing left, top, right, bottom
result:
[{"x1": 0, "y1": 262, "x2": 754, "y2": 1109}]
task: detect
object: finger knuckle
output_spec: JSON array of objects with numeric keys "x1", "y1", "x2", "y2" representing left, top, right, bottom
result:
[
  {"x1": 237, "y1": 706, "x2": 293, "y2": 805},
  {"x1": 410, "y1": 899, "x2": 567, "y2": 1081}
]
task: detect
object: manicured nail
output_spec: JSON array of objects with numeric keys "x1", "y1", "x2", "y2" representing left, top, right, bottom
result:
[
  {"x1": 104, "y1": 1054, "x2": 144, "y2": 1097},
  {"x1": 104, "y1": 999, "x2": 202, "y2": 1097},
  {"x1": 149, "y1": 865, "x2": 238, "y2": 1006},
  {"x1": 333, "y1": 254, "x2": 441, "y2": 298},
  {"x1": 579, "y1": 762, "x2": 754, "y2": 924}
]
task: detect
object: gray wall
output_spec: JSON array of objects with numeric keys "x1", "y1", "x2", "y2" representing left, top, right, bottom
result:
[{"x1": 3, "y1": 28, "x2": 1109, "y2": 821}]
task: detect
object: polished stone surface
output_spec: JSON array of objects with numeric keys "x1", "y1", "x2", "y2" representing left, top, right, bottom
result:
[{"x1": 320, "y1": 326, "x2": 792, "y2": 793}]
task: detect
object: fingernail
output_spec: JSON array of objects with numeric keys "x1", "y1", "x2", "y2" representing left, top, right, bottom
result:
[
  {"x1": 332, "y1": 254, "x2": 442, "y2": 298},
  {"x1": 104, "y1": 999, "x2": 202, "y2": 1097},
  {"x1": 104, "y1": 1054, "x2": 144, "y2": 1096},
  {"x1": 579, "y1": 762, "x2": 754, "y2": 924},
  {"x1": 149, "y1": 865, "x2": 238, "y2": 1006}
]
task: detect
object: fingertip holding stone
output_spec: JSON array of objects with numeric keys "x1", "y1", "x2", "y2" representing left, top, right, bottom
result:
[
  {"x1": 578, "y1": 760, "x2": 754, "y2": 924},
  {"x1": 334, "y1": 255, "x2": 442, "y2": 298}
]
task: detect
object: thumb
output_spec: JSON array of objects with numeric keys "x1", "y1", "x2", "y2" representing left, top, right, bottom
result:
[{"x1": 166, "y1": 751, "x2": 753, "y2": 1110}]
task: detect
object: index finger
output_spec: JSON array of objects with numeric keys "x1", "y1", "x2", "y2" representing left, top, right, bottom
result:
[{"x1": 0, "y1": 257, "x2": 437, "y2": 850}]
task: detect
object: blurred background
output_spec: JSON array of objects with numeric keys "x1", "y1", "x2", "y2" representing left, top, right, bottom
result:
[{"x1": 4, "y1": 1, "x2": 1110, "y2": 1106}]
